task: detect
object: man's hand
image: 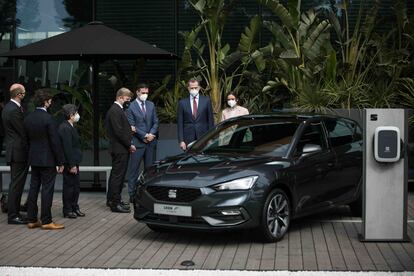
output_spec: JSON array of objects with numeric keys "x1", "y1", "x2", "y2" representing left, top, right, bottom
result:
[
  {"x1": 146, "y1": 133, "x2": 156, "y2": 142},
  {"x1": 129, "y1": 145, "x2": 136, "y2": 153},
  {"x1": 57, "y1": 165, "x2": 64, "y2": 174},
  {"x1": 180, "y1": 141, "x2": 187, "y2": 151},
  {"x1": 69, "y1": 166, "x2": 78, "y2": 174},
  {"x1": 131, "y1": 126, "x2": 136, "y2": 133}
]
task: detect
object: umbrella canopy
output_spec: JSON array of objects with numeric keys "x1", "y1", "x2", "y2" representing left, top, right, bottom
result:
[
  {"x1": 0, "y1": 21, "x2": 178, "y2": 187},
  {"x1": 0, "y1": 21, "x2": 178, "y2": 61}
]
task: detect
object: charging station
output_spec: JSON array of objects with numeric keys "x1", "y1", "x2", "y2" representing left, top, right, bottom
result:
[{"x1": 361, "y1": 109, "x2": 409, "y2": 242}]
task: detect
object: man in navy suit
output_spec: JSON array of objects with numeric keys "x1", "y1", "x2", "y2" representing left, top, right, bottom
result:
[
  {"x1": 177, "y1": 78, "x2": 214, "y2": 151},
  {"x1": 126, "y1": 83, "x2": 159, "y2": 202},
  {"x1": 24, "y1": 90, "x2": 65, "y2": 230}
]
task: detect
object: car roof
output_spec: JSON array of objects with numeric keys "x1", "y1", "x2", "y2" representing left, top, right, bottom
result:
[{"x1": 227, "y1": 112, "x2": 351, "y2": 123}]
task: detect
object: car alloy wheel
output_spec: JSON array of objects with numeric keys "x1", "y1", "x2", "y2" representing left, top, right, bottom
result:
[{"x1": 261, "y1": 188, "x2": 290, "y2": 242}]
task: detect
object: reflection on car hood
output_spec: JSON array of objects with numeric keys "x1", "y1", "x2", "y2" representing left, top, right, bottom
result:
[{"x1": 146, "y1": 153, "x2": 288, "y2": 188}]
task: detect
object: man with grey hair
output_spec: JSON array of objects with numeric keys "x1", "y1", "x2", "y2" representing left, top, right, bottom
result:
[
  {"x1": 2, "y1": 83, "x2": 29, "y2": 224},
  {"x1": 58, "y1": 104, "x2": 84, "y2": 219}
]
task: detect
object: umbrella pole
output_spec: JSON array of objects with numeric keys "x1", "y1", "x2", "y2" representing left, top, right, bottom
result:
[{"x1": 91, "y1": 59, "x2": 101, "y2": 188}]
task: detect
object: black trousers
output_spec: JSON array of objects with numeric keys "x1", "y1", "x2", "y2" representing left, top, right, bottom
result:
[
  {"x1": 27, "y1": 166, "x2": 57, "y2": 225},
  {"x1": 7, "y1": 161, "x2": 29, "y2": 219},
  {"x1": 62, "y1": 166, "x2": 80, "y2": 214},
  {"x1": 107, "y1": 152, "x2": 129, "y2": 206}
]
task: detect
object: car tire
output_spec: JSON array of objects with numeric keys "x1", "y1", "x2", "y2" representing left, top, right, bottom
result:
[
  {"x1": 349, "y1": 194, "x2": 362, "y2": 217},
  {"x1": 258, "y1": 188, "x2": 291, "y2": 242},
  {"x1": 146, "y1": 223, "x2": 171, "y2": 232}
]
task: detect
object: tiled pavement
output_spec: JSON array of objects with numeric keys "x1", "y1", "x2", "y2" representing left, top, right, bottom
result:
[{"x1": 0, "y1": 192, "x2": 413, "y2": 271}]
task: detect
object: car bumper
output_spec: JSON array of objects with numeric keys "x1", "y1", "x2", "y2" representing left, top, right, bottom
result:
[{"x1": 133, "y1": 185, "x2": 262, "y2": 230}]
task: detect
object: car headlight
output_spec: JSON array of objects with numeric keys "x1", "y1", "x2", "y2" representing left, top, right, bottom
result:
[{"x1": 212, "y1": 176, "x2": 259, "y2": 191}]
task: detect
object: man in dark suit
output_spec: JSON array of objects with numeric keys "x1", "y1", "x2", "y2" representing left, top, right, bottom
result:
[
  {"x1": 126, "y1": 83, "x2": 159, "y2": 203},
  {"x1": 177, "y1": 78, "x2": 214, "y2": 151},
  {"x1": 2, "y1": 83, "x2": 29, "y2": 224},
  {"x1": 24, "y1": 90, "x2": 65, "y2": 230},
  {"x1": 105, "y1": 87, "x2": 136, "y2": 213},
  {"x1": 58, "y1": 104, "x2": 84, "y2": 219}
]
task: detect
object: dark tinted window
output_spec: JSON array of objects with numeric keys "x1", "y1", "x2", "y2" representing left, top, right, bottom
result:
[
  {"x1": 191, "y1": 120, "x2": 300, "y2": 157},
  {"x1": 325, "y1": 119, "x2": 359, "y2": 147},
  {"x1": 295, "y1": 122, "x2": 326, "y2": 153}
]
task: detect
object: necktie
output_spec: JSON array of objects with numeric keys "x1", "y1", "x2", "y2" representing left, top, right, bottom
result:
[
  {"x1": 20, "y1": 106, "x2": 24, "y2": 113},
  {"x1": 192, "y1": 97, "x2": 198, "y2": 119},
  {"x1": 141, "y1": 102, "x2": 146, "y2": 115}
]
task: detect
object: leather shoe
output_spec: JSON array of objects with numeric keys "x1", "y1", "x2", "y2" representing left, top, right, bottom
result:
[
  {"x1": 73, "y1": 209, "x2": 85, "y2": 217},
  {"x1": 27, "y1": 220, "x2": 41, "y2": 229},
  {"x1": 63, "y1": 212, "x2": 77, "y2": 219},
  {"x1": 8, "y1": 216, "x2": 28, "y2": 224},
  {"x1": 41, "y1": 222, "x2": 64, "y2": 230},
  {"x1": 120, "y1": 201, "x2": 130, "y2": 209},
  {"x1": 110, "y1": 204, "x2": 131, "y2": 213}
]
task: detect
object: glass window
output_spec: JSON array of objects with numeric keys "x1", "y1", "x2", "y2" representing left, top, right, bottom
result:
[
  {"x1": 191, "y1": 120, "x2": 299, "y2": 157},
  {"x1": 325, "y1": 119, "x2": 358, "y2": 147}
]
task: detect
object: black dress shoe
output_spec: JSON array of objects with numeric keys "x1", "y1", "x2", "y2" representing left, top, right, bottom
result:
[
  {"x1": 63, "y1": 212, "x2": 77, "y2": 219},
  {"x1": 110, "y1": 204, "x2": 131, "y2": 213},
  {"x1": 120, "y1": 201, "x2": 130, "y2": 209},
  {"x1": 8, "y1": 216, "x2": 28, "y2": 224},
  {"x1": 73, "y1": 209, "x2": 85, "y2": 217}
]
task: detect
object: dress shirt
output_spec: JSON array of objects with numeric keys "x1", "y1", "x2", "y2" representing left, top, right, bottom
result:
[{"x1": 190, "y1": 94, "x2": 199, "y2": 114}]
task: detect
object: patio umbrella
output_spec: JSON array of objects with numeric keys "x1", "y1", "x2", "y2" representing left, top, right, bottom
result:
[{"x1": 0, "y1": 21, "x2": 178, "y2": 187}]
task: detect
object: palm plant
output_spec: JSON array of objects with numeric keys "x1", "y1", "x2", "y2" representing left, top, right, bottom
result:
[{"x1": 259, "y1": 0, "x2": 333, "y2": 112}]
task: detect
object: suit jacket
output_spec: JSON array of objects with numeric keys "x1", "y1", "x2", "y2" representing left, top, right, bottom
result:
[
  {"x1": 126, "y1": 99, "x2": 159, "y2": 148},
  {"x1": 58, "y1": 121, "x2": 82, "y2": 167},
  {"x1": 24, "y1": 109, "x2": 65, "y2": 167},
  {"x1": 177, "y1": 95, "x2": 214, "y2": 144},
  {"x1": 2, "y1": 101, "x2": 28, "y2": 163},
  {"x1": 105, "y1": 103, "x2": 132, "y2": 154}
]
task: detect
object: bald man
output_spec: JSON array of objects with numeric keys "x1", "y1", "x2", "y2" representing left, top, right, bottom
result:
[{"x1": 2, "y1": 83, "x2": 29, "y2": 224}]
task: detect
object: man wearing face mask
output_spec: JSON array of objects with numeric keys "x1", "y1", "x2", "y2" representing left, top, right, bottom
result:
[
  {"x1": 177, "y1": 78, "x2": 214, "y2": 151},
  {"x1": 24, "y1": 90, "x2": 65, "y2": 230},
  {"x1": 105, "y1": 87, "x2": 136, "y2": 213},
  {"x1": 2, "y1": 83, "x2": 29, "y2": 224},
  {"x1": 58, "y1": 104, "x2": 84, "y2": 219},
  {"x1": 126, "y1": 83, "x2": 158, "y2": 203}
]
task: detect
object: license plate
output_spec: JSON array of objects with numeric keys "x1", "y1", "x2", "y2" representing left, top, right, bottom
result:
[{"x1": 154, "y1": 203, "x2": 192, "y2": 217}]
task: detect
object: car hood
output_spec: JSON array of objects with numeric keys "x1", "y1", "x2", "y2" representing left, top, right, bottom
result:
[{"x1": 145, "y1": 152, "x2": 290, "y2": 188}]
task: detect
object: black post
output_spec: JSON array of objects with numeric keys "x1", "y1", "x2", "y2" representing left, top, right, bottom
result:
[{"x1": 91, "y1": 59, "x2": 100, "y2": 187}]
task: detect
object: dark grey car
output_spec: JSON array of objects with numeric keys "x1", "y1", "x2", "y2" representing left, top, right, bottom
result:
[{"x1": 134, "y1": 114, "x2": 363, "y2": 242}]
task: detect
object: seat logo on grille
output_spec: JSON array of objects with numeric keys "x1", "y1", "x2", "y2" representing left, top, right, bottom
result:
[{"x1": 168, "y1": 189, "x2": 177, "y2": 199}]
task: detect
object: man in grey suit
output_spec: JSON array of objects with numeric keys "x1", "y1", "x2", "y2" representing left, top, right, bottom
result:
[{"x1": 126, "y1": 83, "x2": 159, "y2": 203}]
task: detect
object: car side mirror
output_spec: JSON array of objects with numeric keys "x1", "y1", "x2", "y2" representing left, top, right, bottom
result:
[
  {"x1": 186, "y1": 140, "x2": 196, "y2": 152},
  {"x1": 302, "y1": 144, "x2": 322, "y2": 155}
]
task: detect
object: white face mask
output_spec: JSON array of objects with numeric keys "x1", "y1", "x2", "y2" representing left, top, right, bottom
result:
[
  {"x1": 139, "y1": 93, "x2": 148, "y2": 102},
  {"x1": 227, "y1": 100, "x2": 237, "y2": 108},
  {"x1": 189, "y1": 89, "x2": 199, "y2": 97},
  {"x1": 74, "y1": 113, "x2": 80, "y2": 123}
]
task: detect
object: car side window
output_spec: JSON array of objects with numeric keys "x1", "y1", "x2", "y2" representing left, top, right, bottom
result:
[
  {"x1": 295, "y1": 122, "x2": 326, "y2": 154},
  {"x1": 325, "y1": 119, "x2": 359, "y2": 147}
]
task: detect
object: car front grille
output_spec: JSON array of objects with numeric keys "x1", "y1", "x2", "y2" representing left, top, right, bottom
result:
[
  {"x1": 146, "y1": 186, "x2": 201, "y2": 203},
  {"x1": 145, "y1": 214, "x2": 208, "y2": 225}
]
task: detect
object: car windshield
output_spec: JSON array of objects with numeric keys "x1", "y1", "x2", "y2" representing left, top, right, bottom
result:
[{"x1": 190, "y1": 119, "x2": 300, "y2": 157}]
